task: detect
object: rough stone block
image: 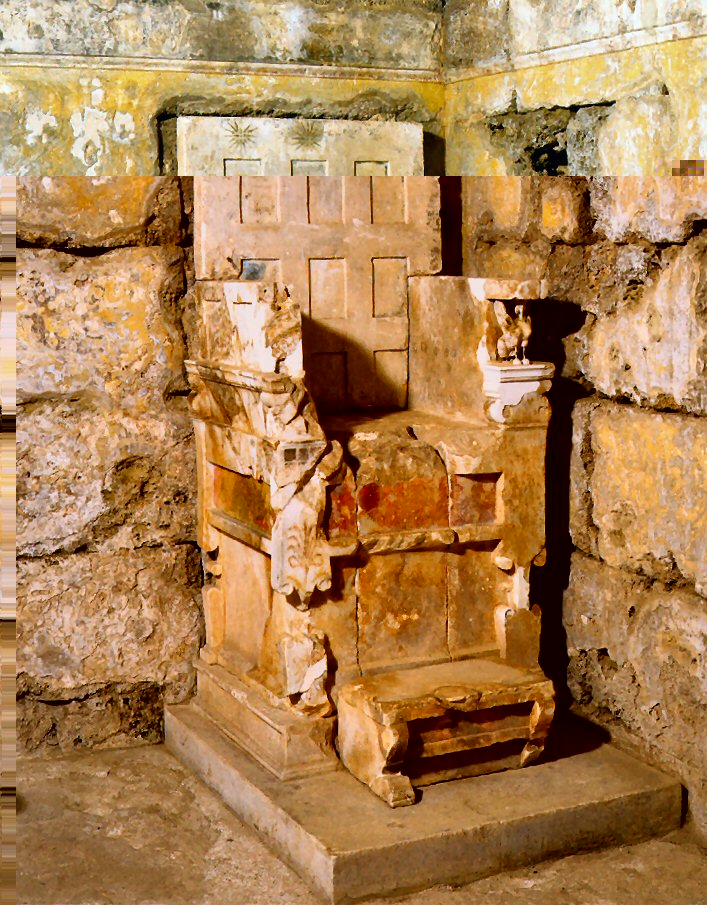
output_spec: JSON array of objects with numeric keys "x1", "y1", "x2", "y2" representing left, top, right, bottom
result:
[
  {"x1": 539, "y1": 177, "x2": 590, "y2": 243},
  {"x1": 17, "y1": 177, "x2": 184, "y2": 248},
  {"x1": 357, "y1": 551, "x2": 449, "y2": 673},
  {"x1": 464, "y1": 239, "x2": 551, "y2": 282},
  {"x1": 591, "y1": 176, "x2": 707, "y2": 243},
  {"x1": 17, "y1": 247, "x2": 188, "y2": 415},
  {"x1": 568, "y1": 398, "x2": 600, "y2": 559},
  {"x1": 564, "y1": 551, "x2": 707, "y2": 837},
  {"x1": 596, "y1": 96, "x2": 677, "y2": 178},
  {"x1": 569, "y1": 399, "x2": 707, "y2": 594},
  {"x1": 17, "y1": 546, "x2": 203, "y2": 730},
  {"x1": 577, "y1": 235, "x2": 707, "y2": 415},
  {"x1": 17, "y1": 400, "x2": 195, "y2": 558},
  {"x1": 17, "y1": 677, "x2": 166, "y2": 753},
  {"x1": 462, "y1": 176, "x2": 537, "y2": 242},
  {"x1": 543, "y1": 240, "x2": 652, "y2": 315}
]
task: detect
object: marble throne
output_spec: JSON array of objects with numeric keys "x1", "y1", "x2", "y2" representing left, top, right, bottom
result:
[{"x1": 180, "y1": 176, "x2": 555, "y2": 807}]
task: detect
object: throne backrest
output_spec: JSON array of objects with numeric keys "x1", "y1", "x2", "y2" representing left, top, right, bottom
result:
[{"x1": 193, "y1": 176, "x2": 442, "y2": 412}]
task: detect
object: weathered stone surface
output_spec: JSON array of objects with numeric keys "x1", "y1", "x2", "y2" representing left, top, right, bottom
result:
[
  {"x1": 17, "y1": 246, "x2": 188, "y2": 413},
  {"x1": 596, "y1": 95, "x2": 677, "y2": 177},
  {"x1": 462, "y1": 175, "x2": 590, "y2": 245},
  {"x1": 464, "y1": 239, "x2": 551, "y2": 282},
  {"x1": 444, "y1": 0, "x2": 510, "y2": 71},
  {"x1": 17, "y1": 678, "x2": 166, "y2": 752},
  {"x1": 17, "y1": 401, "x2": 195, "y2": 558},
  {"x1": 544, "y1": 240, "x2": 654, "y2": 315},
  {"x1": 577, "y1": 236, "x2": 707, "y2": 414},
  {"x1": 357, "y1": 551, "x2": 449, "y2": 673},
  {"x1": 565, "y1": 105, "x2": 615, "y2": 176},
  {"x1": 17, "y1": 545, "x2": 204, "y2": 750},
  {"x1": 444, "y1": 38, "x2": 707, "y2": 177},
  {"x1": 0, "y1": 0, "x2": 442, "y2": 70},
  {"x1": 538, "y1": 177, "x2": 591, "y2": 244},
  {"x1": 568, "y1": 398, "x2": 599, "y2": 559},
  {"x1": 461, "y1": 176, "x2": 537, "y2": 242},
  {"x1": 570, "y1": 399, "x2": 707, "y2": 594},
  {"x1": 17, "y1": 177, "x2": 184, "y2": 248},
  {"x1": 443, "y1": 0, "x2": 706, "y2": 71},
  {"x1": 17, "y1": 244, "x2": 196, "y2": 558},
  {"x1": 16, "y1": 183, "x2": 202, "y2": 754},
  {"x1": 565, "y1": 551, "x2": 707, "y2": 838},
  {"x1": 177, "y1": 117, "x2": 424, "y2": 177},
  {"x1": 486, "y1": 107, "x2": 572, "y2": 176},
  {"x1": 591, "y1": 177, "x2": 707, "y2": 243}
]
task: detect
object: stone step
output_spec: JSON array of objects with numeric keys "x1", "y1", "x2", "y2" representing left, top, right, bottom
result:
[{"x1": 165, "y1": 703, "x2": 683, "y2": 905}]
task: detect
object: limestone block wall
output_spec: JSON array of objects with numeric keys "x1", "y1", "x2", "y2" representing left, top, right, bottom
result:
[
  {"x1": 462, "y1": 175, "x2": 707, "y2": 841},
  {"x1": 16, "y1": 177, "x2": 204, "y2": 752}
]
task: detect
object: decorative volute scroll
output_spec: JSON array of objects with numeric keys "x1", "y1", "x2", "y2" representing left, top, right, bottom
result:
[{"x1": 186, "y1": 280, "x2": 356, "y2": 610}]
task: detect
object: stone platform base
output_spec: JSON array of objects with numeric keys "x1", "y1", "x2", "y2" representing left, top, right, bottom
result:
[
  {"x1": 194, "y1": 659, "x2": 338, "y2": 780},
  {"x1": 165, "y1": 702, "x2": 683, "y2": 904}
]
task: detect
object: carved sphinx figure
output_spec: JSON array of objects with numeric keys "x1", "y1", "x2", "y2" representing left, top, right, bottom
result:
[{"x1": 493, "y1": 301, "x2": 532, "y2": 363}]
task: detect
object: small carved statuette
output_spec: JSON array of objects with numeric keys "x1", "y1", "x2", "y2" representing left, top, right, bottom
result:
[{"x1": 493, "y1": 302, "x2": 532, "y2": 364}]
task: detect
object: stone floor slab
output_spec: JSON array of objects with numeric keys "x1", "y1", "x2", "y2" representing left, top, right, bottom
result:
[
  {"x1": 165, "y1": 703, "x2": 683, "y2": 903},
  {"x1": 17, "y1": 740, "x2": 707, "y2": 905}
]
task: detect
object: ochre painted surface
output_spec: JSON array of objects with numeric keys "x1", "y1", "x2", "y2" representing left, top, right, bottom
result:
[
  {"x1": 444, "y1": 36, "x2": 707, "y2": 175},
  {"x1": 3, "y1": 34, "x2": 705, "y2": 176},
  {"x1": 0, "y1": 64, "x2": 444, "y2": 176}
]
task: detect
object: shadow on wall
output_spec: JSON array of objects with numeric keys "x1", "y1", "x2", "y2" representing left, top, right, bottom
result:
[
  {"x1": 486, "y1": 102, "x2": 616, "y2": 176},
  {"x1": 301, "y1": 316, "x2": 408, "y2": 414},
  {"x1": 529, "y1": 301, "x2": 591, "y2": 711},
  {"x1": 439, "y1": 176, "x2": 463, "y2": 274}
]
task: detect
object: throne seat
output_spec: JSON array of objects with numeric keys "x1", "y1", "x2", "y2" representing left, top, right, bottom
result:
[{"x1": 337, "y1": 657, "x2": 554, "y2": 807}]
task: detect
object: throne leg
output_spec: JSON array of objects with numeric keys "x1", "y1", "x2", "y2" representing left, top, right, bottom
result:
[
  {"x1": 520, "y1": 695, "x2": 555, "y2": 766},
  {"x1": 337, "y1": 698, "x2": 415, "y2": 808}
]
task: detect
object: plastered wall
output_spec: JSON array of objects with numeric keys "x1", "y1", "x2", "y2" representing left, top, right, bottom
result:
[{"x1": 1, "y1": 0, "x2": 704, "y2": 176}]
